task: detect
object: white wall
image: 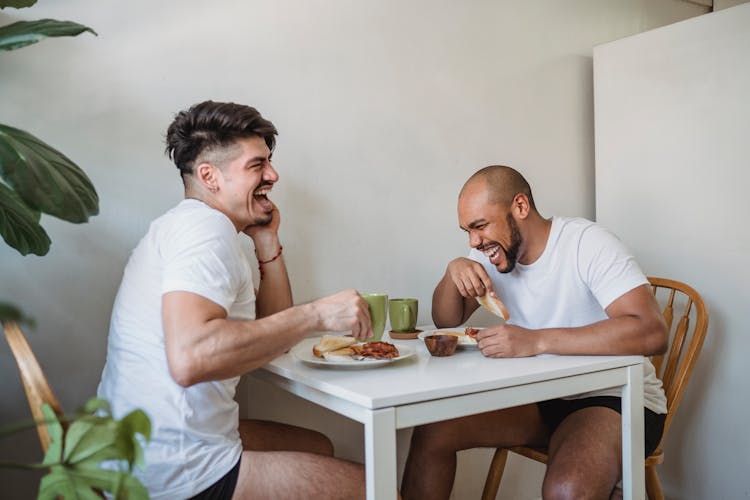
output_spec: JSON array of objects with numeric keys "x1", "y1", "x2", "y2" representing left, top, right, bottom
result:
[
  {"x1": 0, "y1": 1, "x2": 708, "y2": 498},
  {"x1": 594, "y1": 5, "x2": 750, "y2": 499}
]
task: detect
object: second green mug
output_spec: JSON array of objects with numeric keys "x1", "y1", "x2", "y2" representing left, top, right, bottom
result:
[{"x1": 388, "y1": 298, "x2": 418, "y2": 333}]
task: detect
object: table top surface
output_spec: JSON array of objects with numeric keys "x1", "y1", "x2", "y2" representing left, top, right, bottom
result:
[{"x1": 258, "y1": 330, "x2": 643, "y2": 410}]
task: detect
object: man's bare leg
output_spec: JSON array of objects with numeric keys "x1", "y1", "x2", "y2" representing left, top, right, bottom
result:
[
  {"x1": 401, "y1": 404, "x2": 548, "y2": 500},
  {"x1": 233, "y1": 420, "x2": 362, "y2": 499},
  {"x1": 232, "y1": 450, "x2": 365, "y2": 500},
  {"x1": 239, "y1": 419, "x2": 334, "y2": 456},
  {"x1": 543, "y1": 407, "x2": 623, "y2": 500}
]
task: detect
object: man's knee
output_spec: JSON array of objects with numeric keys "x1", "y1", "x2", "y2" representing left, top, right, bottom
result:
[
  {"x1": 307, "y1": 429, "x2": 335, "y2": 456},
  {"x1": 542, "y1": 473, "x2": 590, "y2": 500},
  {"x1": 410, "y1": 422, "x2": 457, "y2": 453}
]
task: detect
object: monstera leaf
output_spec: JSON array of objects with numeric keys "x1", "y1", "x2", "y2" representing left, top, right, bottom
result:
[
  {"x1": 0, "y1": 124, "x2": 99, "y2": 222},
  {"x1": 0, "y1": 180, "x2": 50, "y2": 255},
  {"x1": 35, "y1": 399, "x2": 151, "y2": 500},
  {"x1": 0, "y1": 0, "x2": 38, "y2": 9},
  {"x1": 0, "y1": 18, "x2": 96, "y2": 51},
  {"x1": 0, "y1": 124, "x2": 98, "y2": 255}
]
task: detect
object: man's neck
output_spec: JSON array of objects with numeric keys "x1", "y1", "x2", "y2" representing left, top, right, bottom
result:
[{"x1": 518, "y1": 215, "x2": 552, "y2": 265}]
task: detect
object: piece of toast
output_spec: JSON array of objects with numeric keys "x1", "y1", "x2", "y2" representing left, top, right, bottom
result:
[
  {"x1": 312, "y1": 334, "x2": 357, "y2": 358},
  {"x1": 476, "y1": 292, "x2": 510, "y2": 320}
]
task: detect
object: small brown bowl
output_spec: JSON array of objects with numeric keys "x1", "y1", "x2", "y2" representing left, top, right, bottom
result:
[{"x1": 424, "y1": 334, "x2": 459, "y2": 357}]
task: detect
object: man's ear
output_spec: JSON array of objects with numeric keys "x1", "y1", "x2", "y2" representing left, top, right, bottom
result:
[
  {"x1": 512, "y1": 193, "x2": 531, "y2": 219},
  {"x1": 196, "y1": 162, "x2": 219, "y2": 192}
]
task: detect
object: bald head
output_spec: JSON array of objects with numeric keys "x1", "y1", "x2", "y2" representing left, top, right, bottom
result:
[{"x1": 460, "y1": 165, "x2": 536, "y2": 211}]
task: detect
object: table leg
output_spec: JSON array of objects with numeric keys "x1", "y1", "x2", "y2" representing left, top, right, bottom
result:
[
  {"x1": 364, "y1": 407, "x2": 398, "y2": 500},
  {"x1": 622, "y1": 364, "x2": 645, "y2": 500}
]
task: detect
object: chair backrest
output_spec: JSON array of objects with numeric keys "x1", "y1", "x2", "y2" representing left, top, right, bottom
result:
[
  {"x1": 647, "y1": 277, "x2": 708, "y2": 446},
  {"x1": 2, "y1": 321, "x2": 64, "y2": 452}
]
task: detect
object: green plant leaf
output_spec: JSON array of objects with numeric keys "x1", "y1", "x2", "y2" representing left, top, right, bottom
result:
[
  {"x1": 0, "y1": 19, "x2": 96, "y2": 51},
  {"x1": 38, "y1": 466, "x2": 78, "y2": 500},
  {"x1": 19, "y1": 398, "x2": 151, "y2": 499},
  {"x1": 0, "y1": 180, "x2": 50, "y2": 255},
  {"x1": 64, "y1": 420, "x2": 120, "y2": 465},
  {"x1": 40, "y1": 404, "x2": 63, "y2": 466},
  {"x1": 119, "y1": 473, "x2": 149, "y2": 500},
  {"x1": 117, "y1": 409, "x2": 151, "y2": 469},
  {"x1": 0, "y1": 302, "x2": 35, "y2": 325},
  {"x1": 81, "y1": 398, "x2": 111, "y2": 415},
  {"x1": 72, "y1": 411, "x2": 151, "y2": 470},
  {"x1": 120, "y1": 410, "x2": 151, "y2": 444},
  {"x1": 0, "y1": 0, "x2": 38, "y2": 9},
  {"x1": 38, "y1": 465, "x2": 114, "y2": 500},
  {"x1": 0, "y1": 124, "x2": 99, "y2": 224}
]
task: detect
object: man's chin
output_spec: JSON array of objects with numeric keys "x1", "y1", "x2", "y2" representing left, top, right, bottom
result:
[
  {"x1": 495, "y1": 261, "x2": 516, "y2": 274},
  {"x1": 254, "y1": 215, "x2": 273, "y2": 227}
]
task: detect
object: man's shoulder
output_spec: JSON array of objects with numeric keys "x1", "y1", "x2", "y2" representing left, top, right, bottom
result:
[
  {"x1": 152, "y1": 199, "x2": 235, "y2": 238},
  {"x1": 554, "y1": 216, "x2": 596, "y2": 233},
  {"x1": 554, "y1": 216, "x2": 619, "y2": 244}
]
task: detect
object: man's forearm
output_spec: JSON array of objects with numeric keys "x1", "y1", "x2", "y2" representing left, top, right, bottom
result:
[
  {"x1": 432, "y1": 273, "x2": 468, "y2": 327},
  {"x1": 252, "y1": 233, "x2": 293, "y2": 318},
  {"x1": 256, "y1": 255, "x2": 293, "y2": 317},
  {"x1": 166, "y1": 298, "x2": 320, "y2": 386},
  {"x1": 535, "y1": 314, "x2": 667, "y2": 356}
]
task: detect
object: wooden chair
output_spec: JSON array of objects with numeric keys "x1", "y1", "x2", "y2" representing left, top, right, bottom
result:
[
  {"x1": 480, "y1": 276, "x2": 709, "y2": 500},
  {"x1": 2, "y1": 320, "x2": 64, "y2": 453}
]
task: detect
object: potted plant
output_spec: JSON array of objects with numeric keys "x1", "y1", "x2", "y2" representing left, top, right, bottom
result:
[{"x1": 0, "y1": 2, "x2": 150, "y2": 498}]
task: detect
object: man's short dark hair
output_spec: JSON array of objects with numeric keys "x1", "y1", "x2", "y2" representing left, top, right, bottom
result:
[{"x1": 165, "y1": 101, "x2": 278, "y2": 177}]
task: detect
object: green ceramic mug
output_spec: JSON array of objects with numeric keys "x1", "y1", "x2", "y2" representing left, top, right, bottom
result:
[
  {"x1": 361, "y1": 293, "x2": 388, "y2": 342},
  {"x1": 389, "y1": 298, "x2": 418, "y2": 333}
]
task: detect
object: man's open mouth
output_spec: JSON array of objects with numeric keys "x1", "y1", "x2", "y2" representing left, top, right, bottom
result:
[
  {"x1": 254, "y1": 187, "x2": 271, "y2": 200},
  {"x1": 482, "y1": 244, "x2": 501, "y2": 260},
  {"x1": 253, "y1": 186, "x2": 274, "y2": 212},
  {"x1": 480, "y1": 243, "x2": 503, "y2": 260}
]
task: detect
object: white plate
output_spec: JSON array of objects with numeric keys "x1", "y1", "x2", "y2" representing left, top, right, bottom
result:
[
  {"x1": 418, "y1": 328, "x2": 481, "y2": 349},
  {"x1": 292, "y1": 339, "x2": 416, "y2": 369}
]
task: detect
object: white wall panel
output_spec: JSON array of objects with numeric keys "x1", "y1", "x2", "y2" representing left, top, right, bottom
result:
[{"x1": 595, "y1": 5, "x2": 750, "y2": 498}]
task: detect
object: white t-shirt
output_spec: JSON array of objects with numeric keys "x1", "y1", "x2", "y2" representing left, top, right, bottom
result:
[
  {"x1": 98, "y1": 199, "x2": 255, "y2": 499},
  {"x1": 469, "y1": 216, "x2": 667, "y2": 414}
]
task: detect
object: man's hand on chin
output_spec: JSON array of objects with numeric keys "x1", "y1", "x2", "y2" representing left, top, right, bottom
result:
[{"x1": 244, "y1": 204, "x2": 281, "y2": 242}]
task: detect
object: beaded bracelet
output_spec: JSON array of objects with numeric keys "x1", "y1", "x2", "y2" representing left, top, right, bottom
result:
[{"x1": 256, "y1": 245, "x2": 283, "y2": 280}]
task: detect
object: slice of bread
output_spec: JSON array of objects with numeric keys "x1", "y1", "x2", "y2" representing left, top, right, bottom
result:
[
  {"x1": 476, "y1": 292, "x2": 510, "y2": 320},
  {"x1": 312, "y1": 334, "x2": 357, "y2": 358},
  {"x1": 323, "y1": 347, "x2": 356, "y2": 362}
]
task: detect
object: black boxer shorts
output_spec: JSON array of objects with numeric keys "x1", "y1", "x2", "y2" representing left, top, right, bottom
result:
[
  {"x1": 188, "y1": 456, "x2": 241, "y2": 500},
  {"x1": 537, "y1": 396, "x2": 666, "y2": 457}
]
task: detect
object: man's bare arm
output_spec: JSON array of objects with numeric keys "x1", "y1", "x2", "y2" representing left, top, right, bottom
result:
[
  {"x1": 477, "y1": 284, "x2": 668, "y2": 358},
  {"x1": 245, "y1": 206, "x2": 293, "y2": 318},
  {"x1": 253, "y1": 235, "x2": 293, "y2": 318},
  {"x1": 162, "y1": 289, "x2": 371, "y2": 387},
  {"x1": 432, "y1": 257, "x2": 489, "y2": 327}
]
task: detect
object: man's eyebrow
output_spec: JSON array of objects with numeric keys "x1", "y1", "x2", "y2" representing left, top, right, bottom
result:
[
  {"x1": 466, "y1": 219, "x2": 487, "y2": 230},
  {"x1": 246, "y1": 155, "x2": 269, "y2": 165}
]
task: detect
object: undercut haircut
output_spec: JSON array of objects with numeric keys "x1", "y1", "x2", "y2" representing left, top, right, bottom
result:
[
  {"x1": 464, "y1": 165, "x2": 537, "y2": 210},
  {"x1": 165, "y1": 101, "x2": 278, "y2": 178}
]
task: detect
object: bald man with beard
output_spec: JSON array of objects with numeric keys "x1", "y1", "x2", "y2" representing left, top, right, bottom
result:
[{"x1": 402, "y1": 166, "x2": 669, "y2": 500}]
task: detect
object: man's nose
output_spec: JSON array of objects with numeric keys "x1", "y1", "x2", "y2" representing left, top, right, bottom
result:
[
  {"x1": 264, "y1": 163, "x2": 279, "y2": 182},
  {"x1": 469, "y1": 230, "x2": 481, "y2": 248}
]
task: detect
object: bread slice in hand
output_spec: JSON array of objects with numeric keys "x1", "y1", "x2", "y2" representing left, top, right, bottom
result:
[
  {"x1": 312, "y1": 334, "x2": 357, "y2": 358},
  {"x1": 476, "y1": 292, "x2": 510, "y2": 320}
]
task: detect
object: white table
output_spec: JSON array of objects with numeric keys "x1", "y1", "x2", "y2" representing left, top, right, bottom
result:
[{"x1": 251, "y1": 334, "x2": 645, "y2": 500}]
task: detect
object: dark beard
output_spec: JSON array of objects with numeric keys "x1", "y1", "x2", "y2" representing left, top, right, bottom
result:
[
  {"x1": 253, "y1": 211, "x2": 274, "y2": 226},
  {"x1": 497, "y1": 213, "x2": 522, "y2": 274}
]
